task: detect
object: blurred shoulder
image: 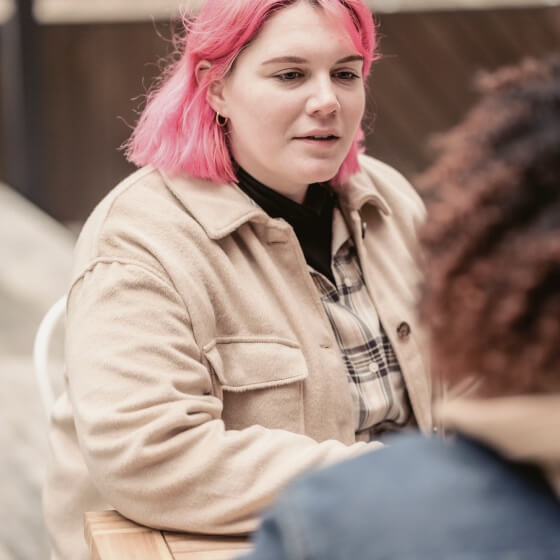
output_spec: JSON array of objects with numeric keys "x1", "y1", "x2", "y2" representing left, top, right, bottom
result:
[{"x1": 251, "y1": 434, "x2": 560, "y2": 559}]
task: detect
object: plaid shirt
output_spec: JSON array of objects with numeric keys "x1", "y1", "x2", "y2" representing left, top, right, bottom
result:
[{"x1": 310, "y1": 209, "x2": 412, "y2": 438}]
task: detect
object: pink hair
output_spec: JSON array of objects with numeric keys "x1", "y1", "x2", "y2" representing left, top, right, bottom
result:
[{"x1": 125, "y1": 0, "x2": 377, "y2": 186}]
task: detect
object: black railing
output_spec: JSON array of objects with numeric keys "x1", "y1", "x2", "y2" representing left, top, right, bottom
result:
[{"x1": 1, "y1": 0, "x2": 43, "y2": 202}]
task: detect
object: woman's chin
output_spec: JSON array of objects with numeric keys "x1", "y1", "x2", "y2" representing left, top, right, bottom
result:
[{"x1": 298, "y1": 163, "x2": 341, "y2": 185}]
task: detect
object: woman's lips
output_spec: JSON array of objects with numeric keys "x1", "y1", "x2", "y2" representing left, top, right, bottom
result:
[{"x1": 294, "y1": 135, "x2": 340, "y2": 145}]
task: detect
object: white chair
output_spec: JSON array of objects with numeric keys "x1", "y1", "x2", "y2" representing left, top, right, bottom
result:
[{"x1": 33, "y1": 294, "x2": 67, "y2": 417}]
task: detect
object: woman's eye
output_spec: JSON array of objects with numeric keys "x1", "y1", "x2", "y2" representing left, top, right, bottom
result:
[
  {"x1": 333, "y1": 71, "x2": 360, "y2": 81},
  {"x1": 275, "y1": 71, "x2": 304, "y2": 81}
]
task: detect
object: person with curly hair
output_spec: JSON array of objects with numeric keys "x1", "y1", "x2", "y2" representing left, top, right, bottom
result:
[{"x1": 242, "y1": 54, "x2": 560, "y2": 560}]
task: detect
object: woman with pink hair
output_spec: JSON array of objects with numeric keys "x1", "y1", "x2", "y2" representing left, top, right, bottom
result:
[{"x1": 44, "y1": 2, "x2": 433, "y2": 559}]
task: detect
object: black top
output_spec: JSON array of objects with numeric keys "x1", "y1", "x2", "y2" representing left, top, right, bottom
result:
[{"x1": 235, "y1": 166, "x2": 336, "y2": 283}]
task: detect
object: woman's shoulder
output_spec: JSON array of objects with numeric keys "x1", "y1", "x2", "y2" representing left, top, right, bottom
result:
[
  {"x1": 81, "y1": 166, "x2": 188, "y2": 230},
  {"x1": 71, "y1": 167, "x2": 213, "y2": 283}
]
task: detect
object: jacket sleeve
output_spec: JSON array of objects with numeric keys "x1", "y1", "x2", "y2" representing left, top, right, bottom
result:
[{"x1": 66, "y1": 259, "x2": 374, "y2": 535}]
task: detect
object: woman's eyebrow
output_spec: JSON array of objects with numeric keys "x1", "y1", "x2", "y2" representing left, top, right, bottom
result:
[
  {"x1": 336, "y1": 55, "x2": 364, "y2": 64},
  {"x1": 261, "y1": 54, "x2": 364, "y2": 65},
  {"x1": 261, "y1": 56, "x2": 308, "y2": 65}
]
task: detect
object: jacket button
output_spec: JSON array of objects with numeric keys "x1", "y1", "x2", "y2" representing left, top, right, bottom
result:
[{"x1": 397, "y1": 322, "x2": 411, "y2": 340}]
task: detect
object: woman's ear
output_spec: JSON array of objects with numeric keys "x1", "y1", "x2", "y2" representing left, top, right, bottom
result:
[
  {"x1": 195, "y1": 60, "x2": 211, "y2": 85},
  {"x1": 196, "y1": 60, "x2": 227, "y2": 115},
  {"x1": 206, "y1": 79, "x2": 227, "y2": 116}
]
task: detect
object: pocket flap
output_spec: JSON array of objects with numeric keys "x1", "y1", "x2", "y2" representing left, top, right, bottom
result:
[{"x1": 204, "y1": 337, "x2": 308, "y2": 392}]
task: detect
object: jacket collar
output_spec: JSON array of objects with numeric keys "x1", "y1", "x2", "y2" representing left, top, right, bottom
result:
[
  {"x1": 160, "y1": 164, "x2": 391, "y2": 241},
  {"x1": 337, "y1": 163, "x2": 392, "y2": 217}
]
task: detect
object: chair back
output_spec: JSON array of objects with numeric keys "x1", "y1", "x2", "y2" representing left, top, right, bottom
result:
[{"x1": 33, "y1": 295, "x2": 67, "y2": 417}]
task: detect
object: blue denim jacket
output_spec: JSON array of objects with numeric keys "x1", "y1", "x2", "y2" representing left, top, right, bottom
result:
[{"x1": 242, "y1": 433, "x2": 560, "y2": 559}]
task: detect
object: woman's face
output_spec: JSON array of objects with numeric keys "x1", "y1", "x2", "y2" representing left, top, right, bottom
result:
[{"x1": 210, "y1": 1, "x2": 366, "y2": 202}]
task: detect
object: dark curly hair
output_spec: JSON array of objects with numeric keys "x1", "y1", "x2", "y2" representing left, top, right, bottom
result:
[{"x1": 418, "y1": 54, "x2": 560, "y2": 397}]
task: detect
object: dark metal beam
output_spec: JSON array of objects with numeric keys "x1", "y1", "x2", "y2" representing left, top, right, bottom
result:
[{"x1": 1, "y1": 0, "x2": 42, "y2": 204}]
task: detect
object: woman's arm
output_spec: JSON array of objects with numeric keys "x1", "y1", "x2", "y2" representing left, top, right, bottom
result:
[{"x1": 67, "y1": 259, "x2": 375, "y2": 534}]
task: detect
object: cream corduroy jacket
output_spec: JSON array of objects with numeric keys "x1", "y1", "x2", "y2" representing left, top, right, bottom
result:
[{"x1": 43, "y1": 155, "x2": 433, "y2": 560}]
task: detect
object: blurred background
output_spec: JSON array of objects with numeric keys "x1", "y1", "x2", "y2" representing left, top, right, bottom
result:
[{"x1": 0, "y1": 0, "x2": 558, "y2": 558}]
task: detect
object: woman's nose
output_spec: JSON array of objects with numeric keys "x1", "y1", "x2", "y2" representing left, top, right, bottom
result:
[{"x1": 306, "y1": 79, "x2": 340, "y2": 117}]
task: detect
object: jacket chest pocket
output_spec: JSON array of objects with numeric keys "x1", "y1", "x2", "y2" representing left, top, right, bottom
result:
[{"x1": 203, "y1": 338, "x2": 308, "y2": 434}]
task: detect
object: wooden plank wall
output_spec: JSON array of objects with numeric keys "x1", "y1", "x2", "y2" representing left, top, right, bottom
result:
[
  {"x1": 369, "y1": 7, "x2": 560, "y2": 177},
  {"x1": 2, "y1": 6, "x2": 560, "y2": 221}
]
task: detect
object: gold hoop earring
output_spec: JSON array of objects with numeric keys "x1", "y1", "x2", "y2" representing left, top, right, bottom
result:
[{"x1": 216, "y1": 113, "x2": 228, "y2": 127}]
